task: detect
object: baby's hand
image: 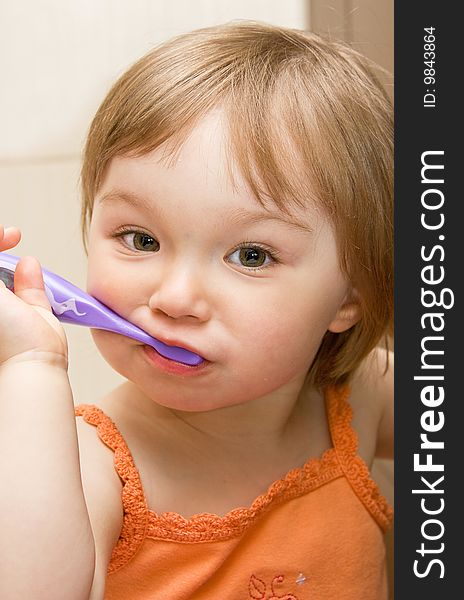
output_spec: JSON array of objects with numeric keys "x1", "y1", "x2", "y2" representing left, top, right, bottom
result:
[{"x1": 0, "y1": 225, "x2": 68, "y2": 368}]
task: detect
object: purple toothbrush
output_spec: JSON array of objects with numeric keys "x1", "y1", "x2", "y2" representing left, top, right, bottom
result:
[{"x1": 0, "y1": 253, "x2": 203, "y2": 366}]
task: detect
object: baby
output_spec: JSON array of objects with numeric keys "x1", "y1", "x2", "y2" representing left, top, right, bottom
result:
[{"x1": 0, "y1": 21, "x2": 393, "y2": 600}]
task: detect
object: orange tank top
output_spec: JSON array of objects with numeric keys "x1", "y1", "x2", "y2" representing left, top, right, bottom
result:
[{"x1": 75, "y1": 386, "x2": 393, "y2": 600}]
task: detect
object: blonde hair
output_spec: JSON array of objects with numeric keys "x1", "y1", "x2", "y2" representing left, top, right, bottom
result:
[{"x1": 81, "y1": 20, "x2": 393, "y2": 387}]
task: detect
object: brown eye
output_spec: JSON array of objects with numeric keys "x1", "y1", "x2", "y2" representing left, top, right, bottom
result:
[
  {"x1": 238, "y1": 247, "x2": 267, "y2": 267},
  {"x1": 227, "y1": 243, "x2": 277, "y2": 272},
  {"x1": 116, "y1": 231, "x2": 160, "y2": 252},
  {"x1": 130, "y1": 232, "x2": 159, "y2": 252}
]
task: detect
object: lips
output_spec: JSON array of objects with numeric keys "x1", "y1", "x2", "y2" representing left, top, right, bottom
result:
[
  {"x1": 149, "y1": 334, "x2": 206, "y2": 364},
  {"x1": 142, "y1": 344, "x2": 210, "y2": 376},
  {"x1": 152, "y1": 337, "x2": 203, "y2": 365}
]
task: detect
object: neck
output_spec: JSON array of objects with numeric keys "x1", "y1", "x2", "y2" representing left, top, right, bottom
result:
[{"x1": 127, "y1": 375, "x2": 315, "y2": 453}]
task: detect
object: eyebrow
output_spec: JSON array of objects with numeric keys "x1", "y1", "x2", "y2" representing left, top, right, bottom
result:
[
  {"x1": 225, "y1": 208, "x2": 313, "y2": 234},
  {"x1": 97, "y1": 190, "x2": 313, "y2": 233},
  {"x1": 97, "y1": 190, "x2": 155, "y2": 213}
]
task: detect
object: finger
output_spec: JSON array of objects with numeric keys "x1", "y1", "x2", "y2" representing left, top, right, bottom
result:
[
  {"x1": 13, "y1": 256, "x2": 52, "y2": 313},
  {"x1": 0, "y1": 225, "x2": 22, "y2": 250}
]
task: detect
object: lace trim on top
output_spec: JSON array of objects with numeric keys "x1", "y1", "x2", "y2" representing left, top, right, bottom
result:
[
  {"x1": 75, "y1": 384, "x2": 392, "y2": 571},
  {"x1": 75, "y1": 405, "x2": 149, "y2": 573},
  {"x1": 326, "y1": 385, "x2": 393, "y2": 532},
  {"x1": 145, "y1": 446, "x2": 342, "y2": 543}
]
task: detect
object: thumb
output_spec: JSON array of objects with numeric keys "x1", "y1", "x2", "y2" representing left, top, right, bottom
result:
[{"x1": 13, "y1": 256, "x2": 52, "y2": 313}]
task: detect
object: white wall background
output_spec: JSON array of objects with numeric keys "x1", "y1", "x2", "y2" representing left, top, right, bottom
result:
[
  {"x1": 0, "y1": 0, "x2": 308, "y2": 403},
  {"x1": 0, "y1": 0, "x2": 308, "y2": 161}
]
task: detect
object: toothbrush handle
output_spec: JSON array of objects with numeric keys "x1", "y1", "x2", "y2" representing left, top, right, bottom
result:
[{"x1": 0, "y1": 254, "x2": 203, "y2": 366}]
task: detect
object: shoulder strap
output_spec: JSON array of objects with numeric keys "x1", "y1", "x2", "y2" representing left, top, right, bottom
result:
[
  {"x1": 75, "y1": 404, "x2": 149, "y2": 573},
  {"x1": 325, "y1": 386, "x2": 393, "y2": 532}
]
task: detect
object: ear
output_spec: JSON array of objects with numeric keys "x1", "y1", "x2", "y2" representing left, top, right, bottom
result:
[{"x1": 328, "y1": 288, "x2": 362, "y2": 333}]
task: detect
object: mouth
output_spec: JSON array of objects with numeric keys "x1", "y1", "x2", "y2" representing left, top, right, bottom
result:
[
  {"x1": 142, "y1": 344, "x2": 210, "y2": 377},
  {"x1": 153, "y1": 339, "x2": 204, "y2": 365},
  {"x1": 149, "y1": 335, "x2": 205, "y2": 366}
]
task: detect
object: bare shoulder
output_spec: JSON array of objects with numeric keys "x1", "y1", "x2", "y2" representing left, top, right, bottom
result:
[
  {"x1": 349, "y1": 346, "x2": 394, "y2": 463},
  {"x1": 75, "y1": 404, "x2": 124, "y2": 599}
]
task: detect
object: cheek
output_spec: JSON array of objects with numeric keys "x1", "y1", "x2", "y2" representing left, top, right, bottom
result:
[
  {"x1": 86, "y1": 255, "x2": 134, "y2": 316},
  {"x1": 229, "y1": 292, "x2": 340, "y2": 391},
  {"x1": 90, "y1": 329, "x2": 139, "y2": 383},
  {"x1": 89, "y1": 329, "x2": 121, "y2": 378}
]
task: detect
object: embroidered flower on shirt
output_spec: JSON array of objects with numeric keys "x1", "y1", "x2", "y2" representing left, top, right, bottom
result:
[{"x1": 249, "y1": 574, "x2": 300, "y2": 599}]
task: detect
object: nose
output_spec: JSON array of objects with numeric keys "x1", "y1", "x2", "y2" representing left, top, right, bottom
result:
[{"x1": 148, "y1": 262, "x2": 211, "y2": 322}]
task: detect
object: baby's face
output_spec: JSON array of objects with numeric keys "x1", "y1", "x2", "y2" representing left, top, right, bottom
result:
[{"x1": 87, "y1": 112, "x2": 357, "y2": 411}]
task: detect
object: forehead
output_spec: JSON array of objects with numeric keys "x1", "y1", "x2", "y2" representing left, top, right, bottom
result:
[{"x1": 97, "y1": 110, "x2": 324, "y2": 233}]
